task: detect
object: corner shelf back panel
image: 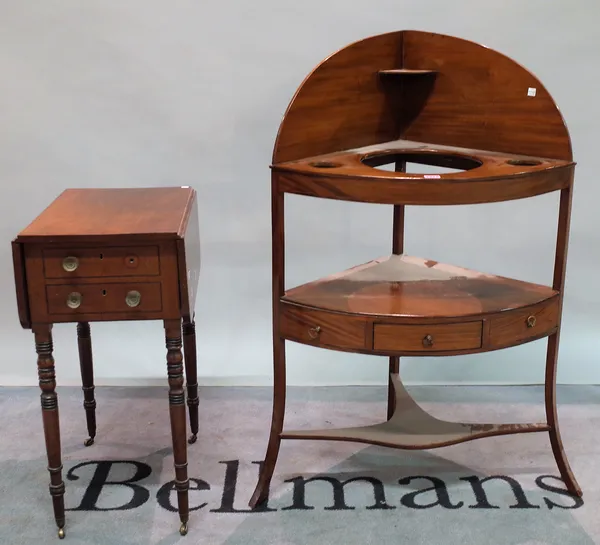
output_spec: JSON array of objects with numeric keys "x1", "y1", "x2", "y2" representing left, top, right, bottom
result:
[
  {"x1": 401, "y1": 31, "x2": 572, "y2": 160},
  {"x1": 272, "y1": 32, "x2": 404, "y2": 164},
  {"x1": 273, "y1": 31, "x2": 573, "y2": 164}
]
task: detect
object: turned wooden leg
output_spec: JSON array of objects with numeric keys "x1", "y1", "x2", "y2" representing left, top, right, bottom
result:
[
  {"x1": 249, "y1": 336, "x2": 286, "y2": 508},
  {"x1": 182, "y1": 319, "x2": 199, "y2": 445},
  {"x1": 164, "y1": 319, "x2": 190, "y2": 535},
  {"x1": 34, "y1": 325, "x2": 66, "y2": 539},
  {"x1": 545, "y1": 332, "x2": 582, "y2": 497},
  {"x1": 77, "y1": 322, "x2": 96, "y2": 447}
]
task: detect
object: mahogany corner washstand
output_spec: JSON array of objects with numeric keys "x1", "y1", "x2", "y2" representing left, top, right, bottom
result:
[
  {"x1": 11, "y1": 187, "x2": 201, "y2": 538},
  {"x1": 249, "y1": 30, "x2": 581, "y2": 508}
]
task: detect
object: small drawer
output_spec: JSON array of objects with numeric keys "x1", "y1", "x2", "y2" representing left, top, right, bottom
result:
[
  {"x1": 374, "y1": 321, "x2": 483, "y2": 352},
  {"x1": 43, "y1": 246, "x2": 160, "y2": 279},
  {"x1": 280, "y1": 303, "x2": 366, "y2": 350},
  {"x1": 488, "y1": 297, "x2": 559, "y2": 349},
  {"x1": 46, "y1": 283, "x2": 162, "y2": 315}
]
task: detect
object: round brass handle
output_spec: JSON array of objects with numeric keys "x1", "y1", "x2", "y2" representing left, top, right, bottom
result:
[
  {"x1": 308, "y1": 326, "x2": 321, "y2": 339},
  {"x1": 526, "y1": 315, "x2": 537, "y2": 328},
  {"x1": 125, "y1": 290, "x2": 141, "y2": 308},
  {"x1": 422, "y1": 334, "x2": 434, "y2": 348},
  {"x1": 66, "y1": 292, "x2": 82, "y2": 309},
  {"x1": 62, "y1": 256, "x2": 79, "y2": 272}
]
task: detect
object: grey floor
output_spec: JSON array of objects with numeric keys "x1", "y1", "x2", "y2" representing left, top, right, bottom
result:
[{"x1": 0, "y1": 385, "x2": 598, "y2": 545}]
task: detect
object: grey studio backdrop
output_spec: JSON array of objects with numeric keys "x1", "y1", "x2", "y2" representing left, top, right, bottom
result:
[{"x1": 0, "y1": 1, "x2": 598, "y2": 387}]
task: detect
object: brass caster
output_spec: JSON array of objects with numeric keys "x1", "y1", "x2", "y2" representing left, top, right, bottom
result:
[
  {"x1": 188, "y1": 434, "x2": 197, "y2": 445},
  {"x1": 84, "y1": 437, "x2": 94, "y2": 447},
  {"x1": 58, "y1": 528, "x2": 65, "y2": 539},
  {"x1": 179, "y1": 522, "x2": 188, "y2": 536}
]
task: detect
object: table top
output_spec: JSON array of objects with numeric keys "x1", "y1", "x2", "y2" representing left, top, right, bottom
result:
[{"x1": 16, "y1": 187, "x2": 196, "y2": 243}]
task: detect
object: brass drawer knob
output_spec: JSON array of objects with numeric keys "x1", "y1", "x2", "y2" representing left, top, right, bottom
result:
[
  {"x1": 422, "y1": 334, "x2": 434, "y2": 347},
  {"x1": 125, "y1": 290, "x2": 141, "y2": 308},
  {"x1": 526, "y1": 315, "x2": 537, "y2": 328},
  {"x1": 66, "y1": 292, "x2": 82, "y2": 309},
  {"x1": 308, "y1": 326, "x2": 321, "y2": 339},
  {"x1": 62, "y1": 256, "x2": 79, "y2": 272}
]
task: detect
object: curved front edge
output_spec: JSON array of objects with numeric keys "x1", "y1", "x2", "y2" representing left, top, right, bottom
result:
[
  {"x1": 279, "y1": 296, "x2": 560, "y2": 357},
  {"x1": 274, "y1": 165, "x2": 573, "y2": 206}
]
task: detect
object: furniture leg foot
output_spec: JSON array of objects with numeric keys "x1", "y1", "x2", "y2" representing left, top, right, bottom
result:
[
  {"x1": 58, "y1": 528, "x2": 65, "y2": 539},
  {"x1": 183, "y1": 320, "x2": 199, "y2": 446},
  {"x1": 548, "y1": 427, "x2": 582, "y2": 497},
  {"x1": 77, "y1": 322, "x2": 97, "y2": 445},
  {"x1": 164, "y1": 320, "x2": 190, "y2": 529},
  {"x1": 545, "y1": 332, "x2": 582, "y2": 497},
  {"x1": 249, "y1": 337, "x2": 286, "y2": 508},
  {"x1": 179, "y1": 522, "x2": 188, "y2": 536}
]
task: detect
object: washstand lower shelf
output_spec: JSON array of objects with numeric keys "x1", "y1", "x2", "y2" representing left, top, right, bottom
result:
[{"x1": 281, "y1": 374, "x2": 549, "y2": 449}]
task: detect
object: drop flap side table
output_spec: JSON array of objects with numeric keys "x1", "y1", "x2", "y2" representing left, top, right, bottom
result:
[{"x1": 11, "y1": 186, "x2": 201, "y2": 538}]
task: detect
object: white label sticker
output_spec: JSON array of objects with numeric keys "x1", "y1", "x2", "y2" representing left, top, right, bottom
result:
[
  {"x1": 424, "y1": 174, "x2": 441, "y2": 179},
  {"x1": 527, "y1": 87, "x2": 537, "y2": 97}
]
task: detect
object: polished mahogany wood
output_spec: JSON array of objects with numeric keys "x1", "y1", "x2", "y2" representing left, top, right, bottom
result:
[
  {"x1": 274, "y1": 140, "x2": 574, "y2": 205},
  {"x1": 388, "y1": 161, "x2": 405, "y2": 420},
  {"x1": 373, "y1": 321, "x2": 483, "y2": 352},
  {"x1": 17, "y1": 187, "x2": 196, "y2": 242},
  {"x1": 77, "y1": 322, "x2": 96, "y2": 447},
  {"x1": 34, "y1": 324, "x2": 66, "y2": 538},
  {"x1": 43, "y1": 245, "x2": 161, "y2": 279},
  {"x1": 22, "y1": 240, "x2": 181, "y2": 324},
  {"x1": 182, "y1": 319, "x2": 199, "y2": 444},
  {"x1": 283, "y1": 255, "x2": 558, "y2": 318},
  {"x1": 46, "y1": 281, "x2": 163, "y2": 315},
  {"x1": 488, "y1": 298, "x2": 559, "y2": 349},
  {"x1": 164, "y1": 319, "x2": 190, "y2": 535},
  {"x1": 250, "y1": 30, "x2": 580, "y2": 508},
  {"x1": 280, "y1": 303, "x2": 366, "y2": 351},
  {"x1": 11, "y1": 187, "x2": 201, "y2": 537},
  {"x1": 273, "y1": 31, "x2": 571, "y2": 164},
  {"x1": 400, "y1": 31, "x2": 572, "y2": 160},
  {"x1": 545, "y1": 185, "x2": 581, "y2": 496}
]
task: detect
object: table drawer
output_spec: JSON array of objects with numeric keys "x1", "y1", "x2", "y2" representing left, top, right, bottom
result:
[
  {"x1": 488, "y1": 297, "x2": 559, "y2": 349},
  {"x1": 46, "y1": 282, "x2": 162, "y2": 315},
  {"x1": 374, "y1": 321, "x2": 483, "y2": 352},
  {"x1": 43, "y1": 246, "x2": 160, "y2": 278},
  {"x1": 280, "y1": 303, "x2": 366, "y2": 350}
]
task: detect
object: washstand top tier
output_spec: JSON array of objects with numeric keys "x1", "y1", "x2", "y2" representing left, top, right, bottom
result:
[{"x1": 271, "y1": 31, "x2": 574, "y2": 205}]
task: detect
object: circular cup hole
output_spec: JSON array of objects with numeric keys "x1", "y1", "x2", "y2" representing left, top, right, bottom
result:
[
  {"x1": 309, "y1": 161, "x2": 342, "y2": 169},
  {"x1": 506, "y1": 159, "x2": 542, "y2": 166}
]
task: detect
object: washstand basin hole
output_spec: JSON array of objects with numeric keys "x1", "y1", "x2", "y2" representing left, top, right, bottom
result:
[{"x1": 361, "y1": 151, "x2": 483, "y2": 175}]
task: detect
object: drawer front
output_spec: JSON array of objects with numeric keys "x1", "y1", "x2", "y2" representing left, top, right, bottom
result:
[
  {"x1": 43, "y1": 246, "x2": 160, "y2": 279},
  {"x1": 46, "y1": 282, "x2": 162, "y2": 315},
  {"x1": 374, "y1": 321, "x2": 483, "y2": 352},
  {"x1": 488, "y1": 297, "x2": 559, "y2": 349},
  {"x1": 280, "y1": 303, "x2": 366, "y2": 350}
]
